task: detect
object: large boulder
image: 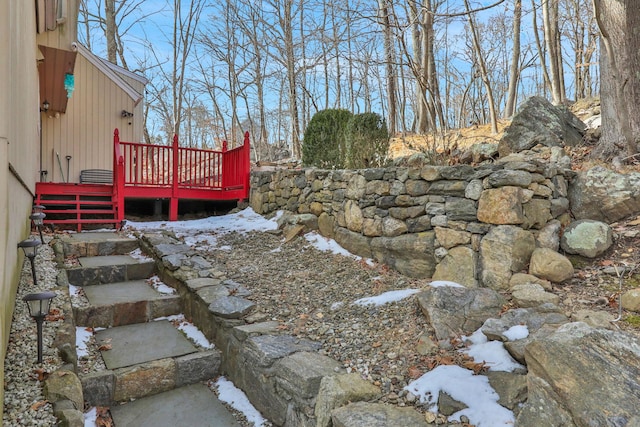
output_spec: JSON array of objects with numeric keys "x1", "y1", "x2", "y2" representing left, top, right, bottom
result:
[
  {"x1": 529, "y1": 248, "x2": 574, "y2": 283},
  {"x1": 568, "y1": 166, "x2": 640, "y2": 222},
  {"x1": 517, "y1": 322, "x2": 640, "y2": 426},
  {"x1": 560, "y1": 219, "x2": 613, "y2": 258},
  {"x1": 416, "y1": 286, "x2": 506, "y2": 343},
  {"x1": 480, "y1": 226, "x2": 536, "y2": 290},
  {"x1": 498, "y1": 96, "x2": 586, "y2": 157},
  {"x1": 370, "y1": 232, "x2": 436, "y2": 278}
]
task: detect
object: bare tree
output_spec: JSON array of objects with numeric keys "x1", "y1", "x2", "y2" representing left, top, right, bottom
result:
[
  {"x1": 542, "y1": 0, "x2": 566, "y2": 104},
  {"x1": 504, "y1": 0, "x2": 522, "y2": 117},
  {"x1": 592, "y1": 0, "x2": 639, "y2": 160},
  {"x1": 377, "y1": 0, "x2": 398, "y2": 135}
]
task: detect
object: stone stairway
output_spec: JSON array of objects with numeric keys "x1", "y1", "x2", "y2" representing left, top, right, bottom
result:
[{"x1": 59, "y1": 232, "x2": 240, "y2": 427}]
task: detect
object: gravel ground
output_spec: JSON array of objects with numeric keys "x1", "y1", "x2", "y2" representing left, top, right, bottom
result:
[
  {"x1": 3, "y1": 235, "x2": 64, "y2": 426},
  {"x1": 202, "y1": 230, "x2": 437, "y2": 406}
]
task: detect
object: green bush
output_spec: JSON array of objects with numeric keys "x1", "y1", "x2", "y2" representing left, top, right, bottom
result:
[
  {"x1": 345, "y1": 112, "x2": 389, "y2": 168},
  {"x1": 302, "y1": 109, "x2": 352, "y2": 169}
]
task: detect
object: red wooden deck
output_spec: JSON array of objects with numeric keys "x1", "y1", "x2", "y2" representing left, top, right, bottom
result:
[{"x1": 36, "y1": 129, "x2": 251, "y2": 229}]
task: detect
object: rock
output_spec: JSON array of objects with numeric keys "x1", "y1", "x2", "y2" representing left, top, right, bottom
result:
[
  {"x1": 416, "y1": 286, "x2": 506, "y2": 343},
  {"x1": 487, "y1": 170, "x2": 533, "y2": 188},
  {"x1": 529, "y1": 248, "x2": 574, "y2": 283},
  {"x1": 44, "y1": 370, "x2": 84, "y2": 410},
  {"x1": 536, "y1": 219, "x2": 562, "y2": 251},
  {"x1": 568, "y1": 166, "x2": 640, "y2": 222},
  {"x1": 283, "y1": 224, "x2": 305, "y2": 242},
  {"x1": 621, "y1": 288, "x2": 640, "y2": 312},
  {"x1": 498, "y1": 96, "x2": 585, "y2": 157},
  {"x1": 346, "y1": 174, "x2": 367, "y2": 200},
  {"x1": 511, "y1": 283, "x2": 560, "y2": 308},
  {"x1": 560, "y1": 219, "x2": 613, "y2": 258},
  {"x1": 470, "y1": 143, "x2": 499, "y2": 163},
  {"x1": 480, "y1": 226, "x2": 536, "y2": 291},
  {"x1": 518, "y1": 322, "x2": 640, "y2": 426},
  {"x1": 334, "y1": 227, "x2": 373, "y2": 258},
  {"x1": 432, "y1": 246, "x2": 477, "y2": 287},
  {"x1": 318, "y1": 212, "x2": 335, "y2": 238},
  {"x1": 522, "y1": 198, "x2": 552, "y2": 230},
  {"x1": 381, "y1": 216, "x2": 408, "y2": 237},
  {"x1": 288, "y1": 213, "x2": 319, "y2": 230},
  {"x1": 331, "y1": 401, "x2": 428, "y2": 427},
  {"x1": 274, "y1": 352, "x2": 343, "y2": 400},
  {"x1": 315, "y1": 374, "x2": 381, "y2": 427},
  {"x1": 477, "y1": 187, "x2": 525, "y2": 225},
  {"x1": 208, "y1": 296, "x2": 256, "y2": 319},
  {"x1": 371, "y1": 232, "x2": 436, "y2": 278},
  {"x1": 485, "y1": 371, "x2": 527, "y2": 412},
  {"x1": 572, "y1": 309, "x2": 615, "y2": 329},
  {"x1": 445, "y1": 197, "x2": 477, "y2": 221},
  {"x1": 481, "y1": 307, "x2": 568, "y2": 343},
  {"x1": 465, "y1": 179, "x2": 484, "y2": 200},
  {"x1": 54, "y1": 409, "x2": 84, "y2": 427},
  {"x1": 434, "y1": 227, "x2": 471, "y2": 249},
  {"x1": 416, "y1": 333, "x2": 439, "y2": 356},
  {"x1": 509, "y1": 273, "x2": 552, "y2": 291},
  {"x1": 438, "y1": 391, "x2": 467, "y2": 416},
  {"x1": 345, "y1": 200, "x2": 364, "y2": 233}
]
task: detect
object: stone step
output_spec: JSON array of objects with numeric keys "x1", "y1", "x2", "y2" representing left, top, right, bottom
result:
[
  {"x1": 109, "y1": 383, "x2": 240, "y2": 427},
  {"x1": 73, "y1": 280, "x2": 181, "y2": 328},
  {"x1": 81, "y1": 320, "x2": 221, "y2": 405},
  {"x1": 58, "y1": 231, "x2": 140, "y2": 257},
  {"x1": 66, "y1": 254, "x2": 156, "y2": 286}
]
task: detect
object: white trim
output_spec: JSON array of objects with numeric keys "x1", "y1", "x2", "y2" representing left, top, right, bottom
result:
[{"x1": 74, "y1": 43, "x2": 145, "y2": 105}]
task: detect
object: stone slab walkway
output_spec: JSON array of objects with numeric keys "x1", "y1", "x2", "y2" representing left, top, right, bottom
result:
[
  {"x1": 83, "y1": 279, "x2": 163, "y2": 305},
  {"x1": 95, "y1": 320, "x2": 197, "y2": 369},
  {"x1": 109, "y1": 383, "x2": 240, "y2": 427}
]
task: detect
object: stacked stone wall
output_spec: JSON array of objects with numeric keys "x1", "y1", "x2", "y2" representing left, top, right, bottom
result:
[{"x1": 250, "y1": 158, "x2": 572, "y2": 290}]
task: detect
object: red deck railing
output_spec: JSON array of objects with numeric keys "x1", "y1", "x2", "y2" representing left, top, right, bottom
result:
[{"x1": 113, "y1": 128, "x2": 250, "y2": 221}]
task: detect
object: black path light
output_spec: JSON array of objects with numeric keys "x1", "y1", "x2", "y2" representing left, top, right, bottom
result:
[
  {"x1": 17, "y1": 238, "x2": 42, "y2": 287},
  {"x1": 23, "y1": 292, "x2": 56, "y2": 364},
  {"x1": 30, "y1": 212, "x2": 46, "y2": 243}
]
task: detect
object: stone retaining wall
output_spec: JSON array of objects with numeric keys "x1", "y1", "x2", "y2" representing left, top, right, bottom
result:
[{"x1": 250, "y1": 153, "x2": 573, "y2": 290}]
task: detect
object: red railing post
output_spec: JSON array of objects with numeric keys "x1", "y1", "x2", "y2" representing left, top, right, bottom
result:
[
  {"x1": 243, "y1": 131, "x2": 251, "y2": 200},
  {"x1": 221, "y1": 140, "x2": 228, "y2": 189},
  {"x1": 170, "y1": 134, "x2": 179, "y2": 221},
  {"x1": 113, "y1": 129, "x2": 125, "y2": 224}
]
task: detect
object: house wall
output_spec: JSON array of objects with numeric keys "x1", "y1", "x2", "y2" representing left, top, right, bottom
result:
[
  {"x1": 1, "y1": 0, "x2": 43, "y2": 415},
  {"x1": 36, "y1": 0, "x2": 80, "y2": 51},
  {"x1": 41, "y1": 52, "x2": 143, "y2": 183}
]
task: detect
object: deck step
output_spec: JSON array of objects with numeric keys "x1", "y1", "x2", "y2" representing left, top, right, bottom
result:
[
  {"x1": 73, "y1": 280, "x2": 181, "y2": 328},
  {"x1": 66, "y1": 254, "x2": 156, "y2": 286}
]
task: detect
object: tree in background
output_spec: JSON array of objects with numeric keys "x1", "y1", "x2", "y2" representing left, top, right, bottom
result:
[
  {"x1": 302, "y1": 109, "x2": 352, "y2": 168},
  {"x1": 345, "y1": 113, "x2": 389, "y2": 168},
  {"x1": 592, "y1": 0, "x2": 639, "y2": 161}
]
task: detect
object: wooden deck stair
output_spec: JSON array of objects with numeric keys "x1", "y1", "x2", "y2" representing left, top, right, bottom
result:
[{"x1": 35, "y1": 182, "x2": 120, "y2": 232}]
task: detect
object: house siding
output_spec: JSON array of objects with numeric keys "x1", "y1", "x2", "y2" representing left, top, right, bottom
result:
[
  {"x1": 40, "y1": 51, "x2": 144, "y2": 183},
  {"x1": 1, "y1": 0, "x2": 44, "y2": 416}
]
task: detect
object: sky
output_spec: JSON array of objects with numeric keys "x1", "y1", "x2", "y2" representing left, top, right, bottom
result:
[{"x1": 77, "y1": 208, "x2": 523, "y2": 426}]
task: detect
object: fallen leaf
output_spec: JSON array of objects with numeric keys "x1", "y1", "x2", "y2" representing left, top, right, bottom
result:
[
  {"x1": 600, "y1": 259, "x2": 614, "y2": 266},
  {"x1": 407, "y1": 366, "x2": 422, "y2": 379},
  {"x1": 30, "y1": 400, "x2": 48, "y2": 410},
  {"x1": 33, "y1": 368, "x2": 49, "y2": 381},
  {"x1": 98, "y1": 344, "x2": 112, "y2": 351}
]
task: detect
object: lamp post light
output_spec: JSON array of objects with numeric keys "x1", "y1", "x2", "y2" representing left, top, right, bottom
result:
[
  {"x1": 30, "y1": 212, "x2": 46, "y2": 242},
  {"x1": 23, "y1": 292, "x2": 56, "y2": 364},
  {"x1": 18, "y1": 238, "x2": 41, "y2": 287}
]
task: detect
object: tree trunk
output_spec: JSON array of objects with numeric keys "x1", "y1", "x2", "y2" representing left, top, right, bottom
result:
[
  {"x1": 464, "y1": 0, "x2": 498, "y2": 134},
  {"x1": 504, "y1": 0, "x2": 522, "y2": 118},
  {"x1": 378, "y1": 0, "x2": 397, "y2": 135},
  {"x1": 542, "y1": 0, "x2": 565, "y2": 104},
  {"x1": 105, "y1": 0, "x2": 117, "y2": 63},
  {"x1": 593, "y1": 0, "x2": 639, "y2": 160}
]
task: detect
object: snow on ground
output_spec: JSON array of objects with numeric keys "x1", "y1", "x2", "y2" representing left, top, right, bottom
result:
[
  {"x1": 352, "y1": 289, "x2": 421, "y2": 307},
  {"x1": 83, "y1": 407, "x2": 97, "y2": 427},
  {"x1": 155, "y1": 314, "x2": 214, "y2": 349},
  {"x1": 129, "y1": 247, "x2": 153, "y2": 261},
  {"x1": 147, "y1": 275, "x2": 176, "y2": 295},
  {"x1": 461, "y1": 328, "x2": 526, "y2": 373},
  {"x1": 405, "y1": 365, "x2": 515, "y2": 426},
  {"x1": 125, "y1": 208, "x2": 282, "y2": 250},
  {"x1": 214, "y1": 377, "x2": 268, "y2": 427},
  {"x1": 75, "y1": 326, "x2": 93, "y2": 359}
]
